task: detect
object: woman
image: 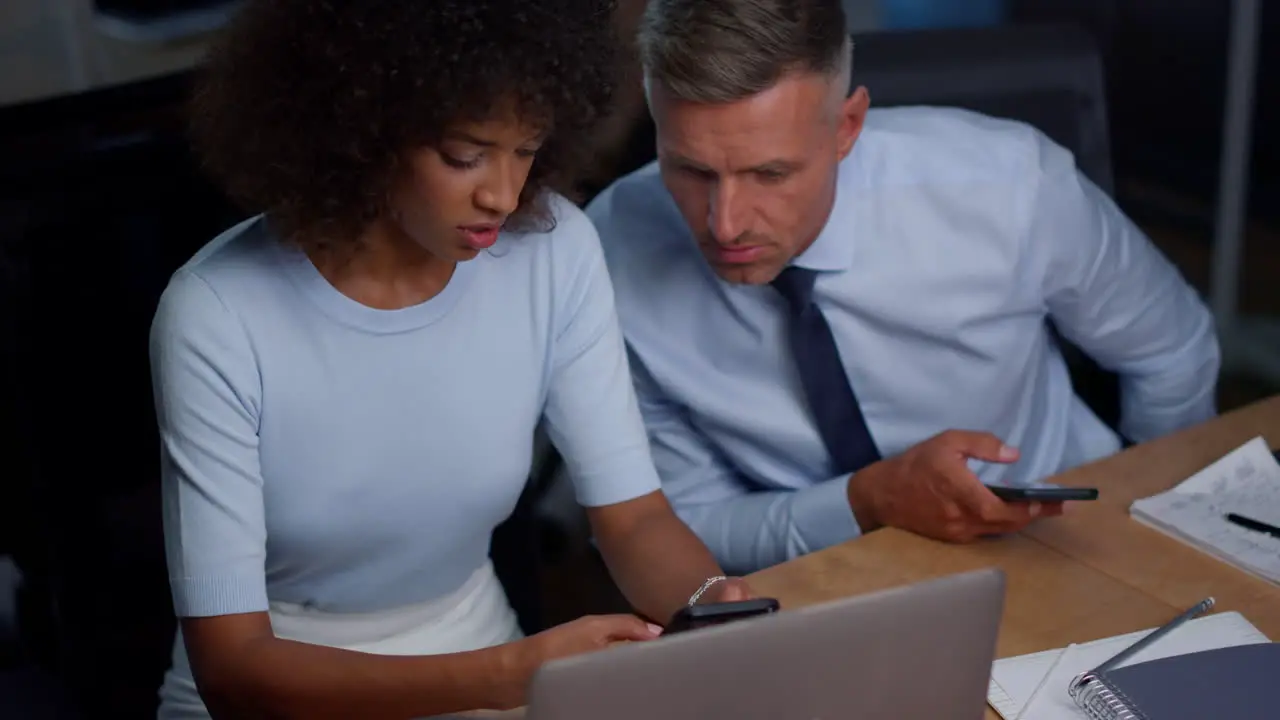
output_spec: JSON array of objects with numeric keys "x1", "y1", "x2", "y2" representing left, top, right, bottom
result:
[{"x1": 151, "y1": 1, "x2": 750, "y2": 718}]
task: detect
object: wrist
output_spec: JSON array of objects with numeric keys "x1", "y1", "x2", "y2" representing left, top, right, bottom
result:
[
  {"x1": 846, "y1": 463, "x2": 884, "y2": 532},
  {"x1": 687, "y1": 575, "x2": 727, "y2": 606},
  {"x1": 487, "y1": 641, "x2": 535, "y2": 710}
]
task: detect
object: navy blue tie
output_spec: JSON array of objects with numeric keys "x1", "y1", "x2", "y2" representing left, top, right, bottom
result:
[{"x1": 771, "y1": 267, "x2": 880, "y2": 474}]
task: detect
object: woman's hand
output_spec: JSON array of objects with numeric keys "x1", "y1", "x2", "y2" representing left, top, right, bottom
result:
[
  {"x1": 697, "y1": 577, "x2": 757, "y2": 604},
  {"x1": 500, "y1": 615, "x2": 661, "y2": 706},
  {"x1": 521, "y1": 614, "x2": 662, "y2": 658}
]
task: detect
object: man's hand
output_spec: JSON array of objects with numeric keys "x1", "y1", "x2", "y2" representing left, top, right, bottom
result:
[{"x1": 846, "y1": 429, "x2": 1064, "y2": 542}]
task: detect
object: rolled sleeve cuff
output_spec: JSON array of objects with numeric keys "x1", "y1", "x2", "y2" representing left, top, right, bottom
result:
[
  {"x1": 171, "y1": 572, "x2": 270, "y2": 617},
  {"x1": 570, "y1": 447, "x2": 664, "y2": 508},
  {"x1": 791, "y1": 473, "x2": 864, "y2": 553}
]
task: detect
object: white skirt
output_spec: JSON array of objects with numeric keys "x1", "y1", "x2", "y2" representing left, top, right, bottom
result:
[{"x1": 156, "y1": 560, "x2": 524, "y2": 719}]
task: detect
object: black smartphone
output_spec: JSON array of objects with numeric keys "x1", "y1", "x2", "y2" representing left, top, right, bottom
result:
[
  {"x1": 662, "y1": 598, "x2": 781, "y2": 635},
  {"x1": 985, "y1": 483, "x2": 1098, "y2": 502}
]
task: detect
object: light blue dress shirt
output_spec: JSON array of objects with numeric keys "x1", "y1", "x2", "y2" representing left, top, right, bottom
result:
[{"x1": 587, "y1": 106, "x2": 1220, "y2": 574}]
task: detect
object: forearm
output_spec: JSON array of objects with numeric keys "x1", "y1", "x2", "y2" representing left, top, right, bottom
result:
[
  {"x1": 674, "y1": 475, "x2": 861, "y2": 575},
  {"x1": 593, "y1": 502, "x2": 726, "y2": 624},
  {"x1": 198, "y1": 635, "x2": 523, "y2": 719}
]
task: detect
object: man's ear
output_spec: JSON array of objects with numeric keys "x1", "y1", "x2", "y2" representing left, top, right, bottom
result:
[{"x1": 835, "y1": 85, "x2": 870, "y2": 160}]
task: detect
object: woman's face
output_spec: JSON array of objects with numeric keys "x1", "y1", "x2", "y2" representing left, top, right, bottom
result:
[{"x1": 390, "y1": 114, "x2": 545, "y2": 262}]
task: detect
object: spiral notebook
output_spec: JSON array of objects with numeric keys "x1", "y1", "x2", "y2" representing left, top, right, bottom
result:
[
  {"x1": 1069, "y1": 642, "x2": 1280, "y2": 719},
  {"x1": 987, "y1": 611, "x2": 1271, "y2": 719}
]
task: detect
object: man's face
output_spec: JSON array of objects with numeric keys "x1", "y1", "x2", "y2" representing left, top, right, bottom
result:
[{"x1": 650, "y1": 74, "x2": 868, "y2": 285}]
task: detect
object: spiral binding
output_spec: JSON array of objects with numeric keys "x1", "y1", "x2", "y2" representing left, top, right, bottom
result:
[{"x1": 1068, "y1": 672, "x2": 1141, "y2": 720}]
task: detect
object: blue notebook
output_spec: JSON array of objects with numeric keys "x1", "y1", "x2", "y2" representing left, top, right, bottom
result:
[{"x1": 1070, "y1": 642, "x2": 1280, "y2": 719}]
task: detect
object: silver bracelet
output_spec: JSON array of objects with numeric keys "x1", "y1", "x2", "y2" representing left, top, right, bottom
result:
[{"x1": 687, "y1": 575, "x2": 727, "y2": 606}]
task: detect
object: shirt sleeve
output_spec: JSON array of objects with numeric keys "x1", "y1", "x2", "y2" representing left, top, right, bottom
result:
[
  {"x1": 1026, "y1": 135, "x2": 1221, "y2": 444},
  {"x1": 149, "y1": 269, "x2": 269, "y2": 617},
  {"x1": 540, "y1": 205, "x2": 663, "y2": 508},
  {"x1": 629, "y1": 351, "x2": 862, "y2": 575}
]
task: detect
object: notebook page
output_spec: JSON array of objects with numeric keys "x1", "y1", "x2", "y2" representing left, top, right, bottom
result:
[
  {"x1": 987, "y1": 611, "x2": 1269, "y2": 720},
  {"x1": 1130, "y1": 436, "x2": 1280, "y2": 584}
]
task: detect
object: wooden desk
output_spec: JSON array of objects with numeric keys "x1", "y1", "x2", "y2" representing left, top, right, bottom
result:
[
  {"x1": 747, "y1": 395, "x2": 1280, "y2": 720},
  {"x1": 1025, "y1": 396, "x2": 1280, "y2": 634}
]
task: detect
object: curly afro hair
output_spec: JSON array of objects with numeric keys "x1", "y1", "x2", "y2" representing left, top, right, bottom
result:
[{"x1": 190, "y1": 0, "x2": 620, "y2": 249}]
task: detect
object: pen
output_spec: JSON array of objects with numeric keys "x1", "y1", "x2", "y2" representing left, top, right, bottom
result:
[
  {"x1": 1225, "y1": 512, "x2": 1280, "y2": 540},
  {"x1": 1092, "y1": 597, "x2": 1215, "y2": 675}
]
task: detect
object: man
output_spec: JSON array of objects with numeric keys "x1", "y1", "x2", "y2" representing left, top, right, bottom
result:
[{"x1": 586, "y1": 0, "x2": 1220, "y2": 575}]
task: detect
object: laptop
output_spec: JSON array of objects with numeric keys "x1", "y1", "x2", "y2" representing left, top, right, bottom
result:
[{"x1": 524, "y1": 567, "x2": 1005, "y2": 720}]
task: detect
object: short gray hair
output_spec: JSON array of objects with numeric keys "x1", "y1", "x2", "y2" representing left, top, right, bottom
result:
[{"x1": 638, "y1": 0, "x2": 853, "y2": 105}]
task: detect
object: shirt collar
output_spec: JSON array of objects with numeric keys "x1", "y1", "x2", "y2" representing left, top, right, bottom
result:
[{"x1": 788, "y1": 149, "x2": 862, "y2": 273}]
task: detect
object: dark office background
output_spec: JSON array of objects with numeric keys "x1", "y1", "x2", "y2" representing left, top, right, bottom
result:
[
  {"x1": 1, "y1": 0, "x2": 1277, "y2": 717},
  {"x1": 1018, "y1": 0, "x2": 1280, "y2": 228}
]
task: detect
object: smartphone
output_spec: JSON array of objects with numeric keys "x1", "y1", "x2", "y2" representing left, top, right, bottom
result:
[
  {"x1": 662, "y1": 598, "x2": 780, "y2": 635},
  {"x1": 984, "y1": 483, "x2": 1098, "y2": 502}
]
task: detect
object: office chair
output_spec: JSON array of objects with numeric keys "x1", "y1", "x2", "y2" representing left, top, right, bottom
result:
[{"x1": 846, "y1": 23, "x2": 1114, "y2": 196}]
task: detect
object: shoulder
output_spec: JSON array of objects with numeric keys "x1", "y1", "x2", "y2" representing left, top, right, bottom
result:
[
  {"x1": 585, "y1": 162, "x2": 700, "y2": 299},
  {"x1": 586, "y1": 161, "x2": 690, "y2": 260},
  {"x1": 585, "y1": 161, "x2": 671, "y2": 229},
  {"x1": 159, "y1": 215, "x2": 280, "y2": 311},
  {"x1": 857, "y1": 105, "x2": 1071, "y2": 189},
  {"x1": 151, "y1": 217, "x2": 274, "y2": 365}
]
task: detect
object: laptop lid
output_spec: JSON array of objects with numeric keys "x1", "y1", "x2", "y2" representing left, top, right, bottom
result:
[{"x1": 525, "y1": 567, "x2": 1005, "y2": 720}]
